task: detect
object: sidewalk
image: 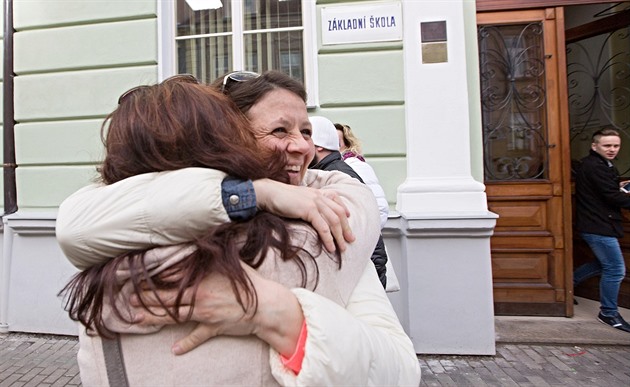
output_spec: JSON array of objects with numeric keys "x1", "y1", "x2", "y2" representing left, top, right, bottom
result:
[
  {"x1": 494, "y1": 296, "x2": 630, "y2": 346},
  {"x1": 420, "y1": 297, "x2": 630, "y2": 386},
  {"x1": 1, "y1": 297, "x2": 629, "y2": 386},
  {"x1": 0, "y1": 334, "x2": 80, "y2": 387},
  {"x1": 419, "y1": 343, "x2": 630, "y2": 386}
]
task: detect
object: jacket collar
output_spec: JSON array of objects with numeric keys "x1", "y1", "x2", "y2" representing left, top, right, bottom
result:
[
  {"x1": 311, "y1": 151, "x2": 342, "y2": 170},
  {"x1": 589, "y1": 149, "x2": 614, "y2": 167}
]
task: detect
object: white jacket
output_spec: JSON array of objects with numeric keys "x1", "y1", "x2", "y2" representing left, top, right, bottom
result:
[
  {"x1": 56, "y1": 167, "x2": 421, "y2": 386},
  {"x1": 344, "y1": 156, "x2": 389, "y2": 228}
]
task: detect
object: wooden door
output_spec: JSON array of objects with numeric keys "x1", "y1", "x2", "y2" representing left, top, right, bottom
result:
[{"x1": 477, "y1": 8, "x2": 573, "y2": 316}]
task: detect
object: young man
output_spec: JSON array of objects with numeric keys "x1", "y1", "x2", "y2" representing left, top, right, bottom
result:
[
  {"x1": 309, "y1": 116, "x2": 388, "y2": 288},
  {"x1": 574, "y1": 128, "x2": 630, "y2": 333}
]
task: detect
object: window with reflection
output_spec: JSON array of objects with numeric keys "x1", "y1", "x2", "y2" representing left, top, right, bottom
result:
[
  {"x1": 478, "y1": 23, "x2": 550, "y2": 181},
  {"x1": 176, "y1": 0, "x2": 305, "y2": 84}
]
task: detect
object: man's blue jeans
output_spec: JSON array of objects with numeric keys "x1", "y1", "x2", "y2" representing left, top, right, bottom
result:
[{"x1": 574, "y1": 233, "x2": 626, "y2": 317}]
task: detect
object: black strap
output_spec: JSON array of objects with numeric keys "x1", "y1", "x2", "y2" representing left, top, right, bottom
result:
[{"x1": 102, "y1": 335, "x2": 129, "y2": 387}]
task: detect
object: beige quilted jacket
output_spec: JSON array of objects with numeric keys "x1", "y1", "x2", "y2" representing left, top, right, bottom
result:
[{"x1": 57, "y1": 168, "x2": 421, "y2": 386}]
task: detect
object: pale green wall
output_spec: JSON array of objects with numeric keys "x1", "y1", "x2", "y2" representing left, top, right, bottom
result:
[
  {"x1": 311, "y1": 1, "x2": 406, "y2": 206},
  {"x1": 12, "y1": 0, "x2": 158, "y2": 210},
  {"x1": 10, "y1": 0, "x2": 407, "y2": 210},
  {"x1": 7, "y1": 0, "x2": 484, "y2": 211}
]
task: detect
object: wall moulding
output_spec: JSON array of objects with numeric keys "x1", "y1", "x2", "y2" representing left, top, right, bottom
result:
[{"x1": 3, "y1": 213, "x2": 57, "y2": 236}]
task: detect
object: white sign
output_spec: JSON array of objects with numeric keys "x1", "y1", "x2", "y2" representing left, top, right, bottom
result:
[{"x1": 321, "y1": 2, "x2": 403, "y2": 45}]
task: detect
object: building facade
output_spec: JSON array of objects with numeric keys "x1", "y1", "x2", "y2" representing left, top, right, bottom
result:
[{"x1": 0, "y1": 0, "x2": 628, "y2": 356}]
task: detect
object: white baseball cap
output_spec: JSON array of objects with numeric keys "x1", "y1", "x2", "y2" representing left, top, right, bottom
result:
[{"x1": 309, "y1": 116, "x2": 340, "y2": 151}]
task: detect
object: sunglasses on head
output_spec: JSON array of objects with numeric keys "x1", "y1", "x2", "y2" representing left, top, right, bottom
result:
[
  {"x1": 221, "y1": 71, "x2": 260, "y2": 93},
  {"x1": 117, "y1": 74, "x2": 199, "y2": 105}
]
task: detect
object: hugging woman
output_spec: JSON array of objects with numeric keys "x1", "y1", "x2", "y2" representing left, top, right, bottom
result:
[{"x1": 56, "y1": 72, "x2": 420, "y2": 386}]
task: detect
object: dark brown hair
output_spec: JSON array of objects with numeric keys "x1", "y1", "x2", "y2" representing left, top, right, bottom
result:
[
  {"x1": 212, "y1": 70, "x2": 307, "y2": 114},
  {"x1": 100, "y1": 81, "x2": 279, "y2": 184},
  {"x1": 60, "y1": 80, "x2": 325, "y2": 337}
]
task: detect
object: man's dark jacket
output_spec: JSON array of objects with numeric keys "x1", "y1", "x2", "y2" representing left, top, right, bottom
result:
[
  {"x1": 575, "y1": 149, "x2": 630, "y2": 238},
  {"x1": 311, "y1": 151, "x2": 388, "y2": 288}
]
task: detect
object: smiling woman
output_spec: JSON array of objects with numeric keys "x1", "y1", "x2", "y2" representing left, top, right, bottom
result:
[
  {"x1": 56, "y1": 71, "x2": 421, "y2": 386},
  {"x1": 248, "y1": 88, "x2": 315, "y2": 185},
  {"x1": 213, "y1": 70, "x2": 317, "y2": 187}
]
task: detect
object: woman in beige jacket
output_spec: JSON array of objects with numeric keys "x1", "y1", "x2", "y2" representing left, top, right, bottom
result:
[{"x1": 57, "y1": 72, "x2": 420, "y2": 386}]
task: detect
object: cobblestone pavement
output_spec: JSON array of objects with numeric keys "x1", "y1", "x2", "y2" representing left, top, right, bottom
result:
[
  {"x1": 0, "y1": 334, "x2": 79, "y2": 387},
  {"x1": 419, "y1": 344, "x2": 630, "y2": 386},
  {"x1": 2, "y1": 332, "x2": 630, "y2": 386}
]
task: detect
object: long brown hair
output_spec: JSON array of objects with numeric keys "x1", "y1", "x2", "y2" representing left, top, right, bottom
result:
[
  {"x1": 100, "y1": 80, "x2": 279, "y2": 184},
  {"x1": 60, "y1": 79, "x2": 326, "y2": 337}
]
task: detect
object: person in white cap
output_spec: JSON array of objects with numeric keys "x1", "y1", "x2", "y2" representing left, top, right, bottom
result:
[
  {"x1": 309, "y1": 116, "x2": 364, "y2": 181},
  {"x1": 309, "y1": 115, "x2": 389, "y2": 288}
]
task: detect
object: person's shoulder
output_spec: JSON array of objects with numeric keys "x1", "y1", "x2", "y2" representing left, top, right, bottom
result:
[
  {"x1": 303, "y1": 168, "x2": 362, "y2": 187},
  {"x1": 305, "y1": 168, "x2": 351, "y2": 179},
  {"x1": 578, "y1": 153, "x2": 602, "y2": 170},
  {"x1": 345, "y1": 156, "x2": 379, "y2": 179},
  {"x1": 344, "y1": 156, "x2": 374, "y2": 172},
  {"x1": 344, "y1": 156, "x2": 367, "y2": 170},
  {"x1": 303, "y1": 168, "x2": 337, "y2": 183},
  {"x1": 343, "y1": 156, "x2": 360, "y2": 165}
]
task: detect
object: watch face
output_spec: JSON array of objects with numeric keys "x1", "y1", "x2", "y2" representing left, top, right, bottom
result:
[{"x1": 622, "y1": 182, "x2": 630, "y2": 193}]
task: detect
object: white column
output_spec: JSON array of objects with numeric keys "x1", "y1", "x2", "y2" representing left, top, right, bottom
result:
[
  {"x1": 398, "y1": 0, "x2": 487, "y2": 215},
  {"x1": 396, "y1": 0, "x2": 497, "y2": 355}
]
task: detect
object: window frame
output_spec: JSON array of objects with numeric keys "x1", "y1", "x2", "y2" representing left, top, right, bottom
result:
[{"x1": 158, "y1": 0, "x2": 318, "y2": 107}]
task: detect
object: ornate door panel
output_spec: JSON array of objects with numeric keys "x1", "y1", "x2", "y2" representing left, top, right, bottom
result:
[{"x1": 478, "y1": 8, "x2": 572, "y2": 316}]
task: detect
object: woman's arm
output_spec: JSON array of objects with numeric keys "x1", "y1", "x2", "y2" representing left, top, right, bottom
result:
[
  {"x1": 56, "y1": 168, "x2": 355, "y2": 269},
  {"x1": 127, "y1": 260, "x2": 306, "y2": 358},
  {"x1": 252, "y1": 178, "x2": 354, "y2": 253},
  {"x1": 130, "y1": 263, "x2": 420, "y2": 386},
  {"x1": 270, "y1": 264, "x2": 421, "y2": 386},
  {"x1": 126, "y1": 171, "x2": 378, "y2": 352},
  {"x1": 56, "y1": 168, "x2": 230, "y2": 270},
  {"x1": 124, "y1": 175, "x2": 417, "y2": 384}
]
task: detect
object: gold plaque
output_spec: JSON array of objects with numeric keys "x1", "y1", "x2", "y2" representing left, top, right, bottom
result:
[{"x1": 422, "y1": 42, "x2": 448, "y2": 64}]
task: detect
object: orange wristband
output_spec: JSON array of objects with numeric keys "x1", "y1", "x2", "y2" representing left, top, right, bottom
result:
[{"x1": 280, "y1": 320, "x2": 308, "y2": 374}]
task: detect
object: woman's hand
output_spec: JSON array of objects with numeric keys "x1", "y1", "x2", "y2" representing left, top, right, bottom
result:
[
  {"x1": 130, "y1": 263, "x2": 304, "y2": 356},
  {"x1": 253, "y1": 178, "x2": 355, "y2": 252}
]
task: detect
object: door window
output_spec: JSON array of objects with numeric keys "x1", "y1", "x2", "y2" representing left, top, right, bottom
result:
[
  {"x1": 567, "y1": 27, "x2": 630, "y2": 176},
  {"x1": 478, "y1": 23, "x2": 550, "y2": 181}
]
